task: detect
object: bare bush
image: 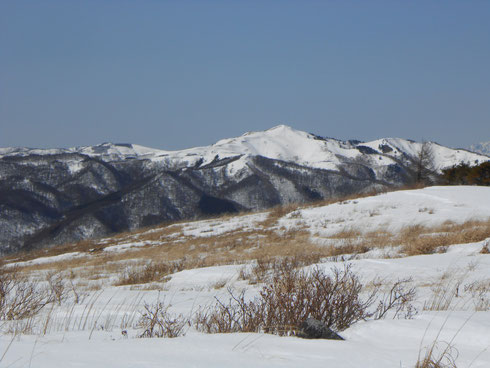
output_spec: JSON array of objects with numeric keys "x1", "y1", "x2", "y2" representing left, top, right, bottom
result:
[
  {"x1": 372, "y1": 277, "x2": 417, "y2": 320},
  {"x1": 194, "y1": 290, "x2": 262, "y2": 334},
  {"x1": 115, "y1": 261, "x2": 183, "y2": 286},
  {"x1": 195, "y1": 264, "x2": 379, "y2": 335},
  {"x1": 46, "y1": 271, "x2": 67, "y2": 305},
  {"x1": 137, "y1": 302, "x2": 188, "y2": 338},
  {"x1": 242, "y1": 256, "x2": 324, "y2": 285},
  {"x1": 0, "y1": 268, "x2": 51, "y2": 320},
  {"x1": 464, "y1": 279, "x2": 490, "y2": 311}
]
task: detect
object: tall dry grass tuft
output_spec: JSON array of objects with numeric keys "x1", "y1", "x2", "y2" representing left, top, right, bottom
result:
[
  {"x1": 415, "y1": 342, "x2": 458, "y2": 368},
  {"x1": 413, "y1": 314, "x2": 475, "y2": 368}
]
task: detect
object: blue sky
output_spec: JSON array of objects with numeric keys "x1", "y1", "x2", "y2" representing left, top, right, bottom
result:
[{"x1": 1, "y1": 0, "x2": 489, "y2": 150}]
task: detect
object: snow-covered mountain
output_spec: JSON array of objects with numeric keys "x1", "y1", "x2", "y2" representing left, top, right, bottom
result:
[
  {"x1": 2, "y1": 125, "x2": 485, "y2": 172},
  {"x1": 469, "y1": 141, "x2": 490, "y2": 157},
  {"x1": 1, "y1": 125, "x2": 488, "y2": 254}
]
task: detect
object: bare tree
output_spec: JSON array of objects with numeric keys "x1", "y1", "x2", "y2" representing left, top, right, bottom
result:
[{"x1": 412, "y1": 141, "x2": 436, "y2": 185}]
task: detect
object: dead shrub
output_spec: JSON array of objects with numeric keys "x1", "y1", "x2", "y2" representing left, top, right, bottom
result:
[
  {"x1": 194, "y1": 289, "x2": 262, "y2": 334},
  {"x1": 0, "y1": 268, "x2": 51, "y2": 320},
  {"x1": 46, "y1": 271, "x2": 67, "y2": 305},
  {"x1": 464, "y1": 279, "x2": 490, "y2": 311},
  {"x1": 115, "y1": 261, "x2": 183, "y2": 286},
  {"x1": 137, "y1": 302, "x2": 188, "y2": 338},
  {"x1": 195, "y1": 264, "x2": 378, "y2": 335},
  {"x1": 371, "y1": 277, "x2": 417, "y2": 319},
  {"x1": 243, "y1": 255, "x2": 324, "y2": 285}
]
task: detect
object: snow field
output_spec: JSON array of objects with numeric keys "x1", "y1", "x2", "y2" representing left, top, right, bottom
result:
[{"x1": 1, "y1": 186, "x2": 490, "y2": 367}]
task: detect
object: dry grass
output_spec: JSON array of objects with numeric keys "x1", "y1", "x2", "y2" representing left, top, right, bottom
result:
[
  {"x1": 114, "y1": 262, "x2": 182, "y2": 286},
  {"x1": 480, "y1": 241, "x2": 490, "y2": 254},
  {"x1": 6, "y1": 217, "x2": 489, "y2": 287},
  {"x1": 415, "y1": 342, "x2": 458, "y2": 368},
  {"x1": 423, "y1": 278, "x2": 462, "y2": 312},
  {"x1": 1, "y1": 183, "x2": 427, "y2": 269},
  {"x1": 413, "y1": 315, "x2": 474, "y2": 368},
  {"x1": 323, "y1": 219, "x2": 490, "y2": 257},
  {"x1": 2, "y1": 184, "x2": 489, "y2": 287},
  {"x1": 327, "y1": 228, "x2": 362, "y2": 239},
  {"x1": 401, "y1": 220, "x2": 490, "y2": 256}
]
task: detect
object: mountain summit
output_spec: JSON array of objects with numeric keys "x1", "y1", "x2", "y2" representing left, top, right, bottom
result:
[{"x1": 0, "y1": 126, "x2": 488, "y2": 254}]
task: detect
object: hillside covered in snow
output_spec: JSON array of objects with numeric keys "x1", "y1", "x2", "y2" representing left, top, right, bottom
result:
[
  {"x1": 1, "y1": 186, "x2": 489, "y2": 367},
  {"x1": 1, "y1": 126, "x2": 488, "y2": 254},
  {"x1": 469, "y1": 141, "x2": 490, "y2": 157}
]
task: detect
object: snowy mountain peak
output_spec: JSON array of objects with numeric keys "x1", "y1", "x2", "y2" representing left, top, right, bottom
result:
[
  {"x1": 1, "y1": 126, "x2": 489, "y2": 254},
  {"x1": 1, "y1": 126, "x2": 488, "y2": 172}
]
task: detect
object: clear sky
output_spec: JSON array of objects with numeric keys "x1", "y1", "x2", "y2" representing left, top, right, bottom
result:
[{"x1": 1, "y1": 0, "x2": 489, "y2": 150}]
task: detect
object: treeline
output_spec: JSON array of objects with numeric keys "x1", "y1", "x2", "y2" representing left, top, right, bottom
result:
[{"x1": 441, "y1": 161, "x2": 490, "y2": 186}]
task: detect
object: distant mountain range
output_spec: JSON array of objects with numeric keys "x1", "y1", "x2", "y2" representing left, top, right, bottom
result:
[
  {"x1": 469, "y1": 141, "x2": 490, "y2": 157},
  {"x1": 1, "y1": 125, "x2": 488, "y2": 254}
]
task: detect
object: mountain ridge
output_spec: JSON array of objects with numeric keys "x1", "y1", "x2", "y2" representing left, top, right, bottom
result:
[
  {"x1": 1, "y1": 125, "x2": 485, "y2": 171},
  {"x1": 469, "y1": 141, "x2": 490, "y2": 157},
  {"x1": 1, "y1": 125, "x2": 488, "y2": 254}
]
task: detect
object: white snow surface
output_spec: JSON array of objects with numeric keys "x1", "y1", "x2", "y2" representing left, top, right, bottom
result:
[
  {"x1": 2, "y1": 242, "x2": 490, "y2": 367},
  {"x1": 1, "y1": 186, "x2": 490, "y2": 367},
  {"x1": 5, "y1": 252, "x2": 85, "y2": 268},
  {"x1": 279, "y1": 186, "x2": 490, "y2": 240}
]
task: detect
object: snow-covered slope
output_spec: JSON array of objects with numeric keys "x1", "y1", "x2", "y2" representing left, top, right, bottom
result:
[
  {"x1": 1, "y1": 186, "x2": 490, "y2": 367},
  {"x1": 279, "y1": 186, "x2": 490, "y2": 245},
  {"x1": 1, "y1": 125, "x2": 487, "y2": 171},
  {"x1": 0, "y1": 142, "x2": 168, "y2": 161},
  {"x1": 469, "y1": 141, "x2": 490, "y2": 157}
]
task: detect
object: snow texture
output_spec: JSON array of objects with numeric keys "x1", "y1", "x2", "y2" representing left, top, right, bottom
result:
[{"x1": 1, "y1": 186, "x2": 490, "y2": 367}]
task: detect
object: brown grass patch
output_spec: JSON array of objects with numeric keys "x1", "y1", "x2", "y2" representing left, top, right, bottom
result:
[
  {"x1": 327, "y1": 228, "x2": 362, "y2": 239},
  {"x1": 3, "y1": 182, "x2": 489, "y2": 286},
  {"x1": 8, "y1": 218, "x2": 489, "y2": 286},
  {"x1": 324, "y1": 219, "x2": 490, "y2": 257},
  {"x1": 401, "y1": 220, "x2": 490, "y2": 256},
  {"x1": 115, "y1": 262, "x2": 182, "y2": 286}
]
